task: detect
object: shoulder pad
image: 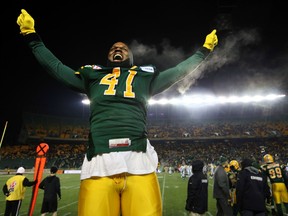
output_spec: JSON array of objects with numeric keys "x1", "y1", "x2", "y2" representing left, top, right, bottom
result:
[{"x1": 92, "y1": 65, "x2": 103, "y2": 70}]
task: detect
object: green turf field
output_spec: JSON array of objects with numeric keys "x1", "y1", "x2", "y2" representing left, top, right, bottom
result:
[{"x1": 0, "y1": 172, "x2": 217, "y2": 216}]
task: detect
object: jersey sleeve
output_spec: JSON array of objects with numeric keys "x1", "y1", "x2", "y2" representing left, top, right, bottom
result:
[
  {"x1": 150, "y1": 47, "x2": 209, "y2": 95},
  {"x1": 24, "y1": 33, "x2": 86, "y2": 93}
]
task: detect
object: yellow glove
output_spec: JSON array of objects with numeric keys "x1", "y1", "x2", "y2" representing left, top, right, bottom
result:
[
  {"x1": 203, "y1": 29, "x2": 218, "y2": 51},
  {"x1": 16, "y1": 9, "x2": 36, "y2": 35}
]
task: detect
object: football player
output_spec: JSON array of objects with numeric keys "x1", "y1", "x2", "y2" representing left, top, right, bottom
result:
[
  {"x1": 261, "y1": 154, "x2": 288, "y2": 216},
  {"x1": 16, "y1": 9, "x2": 218, "y2": 216},
  {"x1": 228, "y1": 160, "x2": 240, "y2": 215}
]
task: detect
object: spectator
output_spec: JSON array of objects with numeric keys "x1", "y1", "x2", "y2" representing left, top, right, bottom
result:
[
  {"x1": 39, "y1": 166, "x2": 61, "y2": 216},
  {"x1": 2, "y1": 167, "x2": 37, "y2": 216},
  {"x1": 185, "y1": 160, "x2": 208, "y2": 216},
  {"x1": 213, "y1": 156, "x2": 233, "y2": 216},
  {"x1": 236, "y1": 158, "x2": 271, "y2": 216}
]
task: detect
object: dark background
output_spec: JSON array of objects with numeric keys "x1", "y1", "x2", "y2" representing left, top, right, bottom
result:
[{"x1": 1, "y1": 0, "x2": 287, "y2": 145}]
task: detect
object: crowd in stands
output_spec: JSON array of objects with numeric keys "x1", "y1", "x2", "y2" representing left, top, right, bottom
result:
[
  {"x1": 0, "y1": 139, "x2": 288, "y2": 170},
  {"x1": 0, "y1": 143, "x2": 86, "y2": 169},
  {"x1": 24, "y1": 115, "x2": 288, "y2": 140},
  {"x1": 0, "y1": 139, "x2": 287, "y2": 171},
  {"x1": 1, "y1": 116, "x2": 287, "y2": 170},
  {"x1": 154, "y1": 139, "x2": 288, "y2": 172},
  {"x1": 147, "y1": 119, "x2": 288, "y2": 138}
]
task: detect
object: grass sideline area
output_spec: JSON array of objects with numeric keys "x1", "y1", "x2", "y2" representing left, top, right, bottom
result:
[
  {"x1": 0, "y1": 171, "x2": 278, "y2": 215},
  {"x1": 0, "y1": 171, "x2": 218, "y2": 216}
]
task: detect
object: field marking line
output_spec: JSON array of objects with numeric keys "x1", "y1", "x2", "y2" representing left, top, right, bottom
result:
[
  {"x1": 61, "y1": 186, "x2": 79, "y2": 189},
  {"x1": 161, "y1": 174, "x2": 166, "y2": 211},
  {"x1": 58, "y1": 200, "x2": 78, "y2": 210}
]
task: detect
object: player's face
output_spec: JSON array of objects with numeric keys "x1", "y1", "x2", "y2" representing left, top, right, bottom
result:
[{"x1": 108, "y1": 42, "x2": 130, "y2": 63}]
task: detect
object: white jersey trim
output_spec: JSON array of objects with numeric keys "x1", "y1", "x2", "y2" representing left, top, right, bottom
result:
[{"x1": 80, "y1": 140, "x2": 158, "y2": 179}]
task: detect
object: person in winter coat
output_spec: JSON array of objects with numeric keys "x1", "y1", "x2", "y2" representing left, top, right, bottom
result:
[
  {"x1": 236, "y1": 158, "x2": 271, "y2": 216},
  {"x1": 213, "y1": 156, "x2": 233, "y2": 216},
  {"x1": 185, "y1": 160, "x2": 208, "y2": 216},
  {"x1": 39, "y1": 166, "x2": 61, "y2": 216}
]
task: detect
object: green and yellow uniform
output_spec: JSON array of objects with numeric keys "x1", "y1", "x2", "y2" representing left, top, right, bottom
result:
[
  {"x1": 261, "y1": 162, "x2": 288, "y2": 205},
  {"x1": 24, "y1": 33, "x2": 210, "y2": 216},
  {"x1": 25, "y1": 33, "x2": 209, "y2": 160},
  {"x1": 17, "y1": 8, "x2": 218, "y2": 216}
]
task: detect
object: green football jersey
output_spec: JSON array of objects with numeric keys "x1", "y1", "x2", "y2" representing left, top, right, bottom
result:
[
  {"x1": 76, "y1": 65, "x2": 158, "y2": 159},
  {"x1": 262, "y1": 163, "x2": 286, "y2": 184},
  {"x1": 27, "y1": 34, "x2": 209, "y2": 160}
]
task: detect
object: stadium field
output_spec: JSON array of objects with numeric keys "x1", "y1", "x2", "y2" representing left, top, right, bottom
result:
[{"x1": 0, "y1": 172, "x2": 217, "y2": 216}]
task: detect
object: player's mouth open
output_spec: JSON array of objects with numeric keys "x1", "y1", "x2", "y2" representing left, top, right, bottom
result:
[{"x1": 113, "y1": 53, "x2": 123, "y2": 61}]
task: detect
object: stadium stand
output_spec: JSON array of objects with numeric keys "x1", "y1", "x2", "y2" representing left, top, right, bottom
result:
[{"x1": 1, "y1": 112, "x2": 287, "y2": 171}]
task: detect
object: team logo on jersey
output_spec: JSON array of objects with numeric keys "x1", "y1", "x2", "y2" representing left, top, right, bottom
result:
[
  {"x1": 83, "y1": 65, "x2": 93, "y2": 68},
  {"x1": 9, "y1": 181, "x2": 17, "y2": 192},
  {"x1": 140, "y1": 66, "x2": 155, "y2": 73},
  {"x1": 92, "y1": 65, "x2": 102, "y2": 70}
]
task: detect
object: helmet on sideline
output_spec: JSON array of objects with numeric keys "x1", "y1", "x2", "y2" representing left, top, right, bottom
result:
[
  {"x1": 263, "y1": 154, "x2": 274, "y2": 163},
  {"x1": 229, "y1": 160, "x2": 240, "y2": 170}
]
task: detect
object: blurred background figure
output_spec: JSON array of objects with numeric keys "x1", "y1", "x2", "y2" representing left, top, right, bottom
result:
[
  {"x1": 2, "y1": 167, "x2": 37, "y2": 216},
  {"x1": 39, "y1": 166, "x2": 61, "y2": 216},
  {"x1": 261, "y1": 154, "x2": 288, "y2": 216},
  {"x1": 236, "y1": 158, "x2": 271, "y2": 216},
  {"x1": 228, "y1": 159, "x2": 241, "y2": 216},
  {"x1": 185, "y1": 160, "x2": 208, "y2": 216},
  {"x1": 213, "y1": 156, "x2": 233, "y2": 216}
]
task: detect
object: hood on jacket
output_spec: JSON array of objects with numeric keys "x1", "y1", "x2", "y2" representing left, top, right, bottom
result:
[
  {"x1": 192, "y1": 160, "x2": 204, "y2": 173},
  {"x1": 244, "y1": 166, "x2": 259, "y2": 174}
]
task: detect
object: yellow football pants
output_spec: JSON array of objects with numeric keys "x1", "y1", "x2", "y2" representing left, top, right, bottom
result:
[
  {"x1": 272, "y1": 182, "x2": 288, "y2": 204},
  {"x1": 78, "y1": 172, "x2": 162, "y2": 216}
]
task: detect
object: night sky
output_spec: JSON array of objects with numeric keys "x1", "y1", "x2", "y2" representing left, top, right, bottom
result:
[{"x1": 1, "y1": 0, "x2": 287, "y2": 144}]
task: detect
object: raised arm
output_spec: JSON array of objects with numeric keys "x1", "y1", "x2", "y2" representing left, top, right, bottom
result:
[
  {"x1": 151, "y1": 30, "x2": 218, "y2": 95},
  {"x1": 17, "y1": 9, "x2": 85, "y2": 93}
]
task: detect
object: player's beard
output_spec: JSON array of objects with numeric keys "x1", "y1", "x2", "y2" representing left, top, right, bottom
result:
[{"x1": 106, "y1": 58, "x2": 132, "y2": 68}]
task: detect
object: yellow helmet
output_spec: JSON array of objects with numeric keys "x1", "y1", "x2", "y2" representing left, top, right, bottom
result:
[
  {"x1": 229, "y1": 160, "x2": 240, "y2": 170},
  {"x1": 263, "y1": 154, "x2": 274, "y2": 163},
  {"x1": 224, "y1": 166, "x2": 230, "y2": 172}
]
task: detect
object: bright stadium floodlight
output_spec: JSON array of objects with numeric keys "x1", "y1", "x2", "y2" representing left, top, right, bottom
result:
[
  {"x1": 82, "y1": 99, "x2": 90, "y2": 105},
  {"x1": 169, "y1": 98, "x2": 181, "y2": 105},
  {"x1": 148, "y1": 99, "x2": 157, "y2": 105},
  {"x1": 148, "y1": 94, "x2": 286, "y2": 106},
  {"x1": 265, "y1": 94, "x2": 286, "y2": 100},
  {"x1": 158, "y1": 98, "x2": 169, "y2": 105}
]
